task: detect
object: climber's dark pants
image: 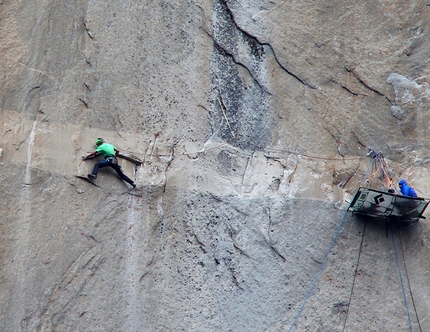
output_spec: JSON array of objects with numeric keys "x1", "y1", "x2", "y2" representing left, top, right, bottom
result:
[{"x1": 92, "y1": 159, "x2": 134, "y2": 185}]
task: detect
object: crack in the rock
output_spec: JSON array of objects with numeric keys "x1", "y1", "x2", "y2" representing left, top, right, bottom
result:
[
  {"x1": 84, "y1": 57, "x2": 93, "y2": 68},
  {"x1": 162, "y1": 141, "x2": 177, "y2": 194},
  {"x1": 228, "y1": 266, "x2": 244, "y2": 290},
  {"x1": 87, "y1": 234, "x2": 98, "y2": 242},
  {"x1": 323, "y1": 125, "x2": 345, "y2": 158},
  {"x1": 351, "y1": 131, "x2": 367, "y2": 148},
  {"x1": 341, "y1": 85, "x2": 365, "y2": 96},
  {"x1": 324, "y1": 125, "x2": 341, "y2": 144},
  {"x1": 345, "y1": 66, "x2": 393, "y2": 104},
  {"x1": 83, "y1": 20, "x2": 95, "y2": 40},
  {"x1": 264, "y1": 149, "x2": 299, "y2": 184},
  {"x1": 191, "y1": 229, "x2": 207, "y2": 254},
  {"x1": 20, "y1": 245, "x2": 105, "y2": 330},
  {"x1": 220, "y1": 217, "x2": 254, "y2": 260},
  {"x1": 311, "y1": 257, "x2": 323, "y2": 264},
  {"x1": 240, "y1": 155, "x2": 253, "y2": 193},
  {"x1": 29, "y1": 85, "x2": 41, "y2": 93},
  {"x1": 78, "y1": 98, "x2": 89, "y2": 108},
  {"x1": 75, "y1": 175, "x2": 100, "y2": 188},
  {"x1": 266, "y1": 206, "x2": 286, "y2": 262},
  {"x1": 219, "y1": 0, "x2": 317, "y2": 89},
  {"x1": 139, "y1": 271, "x2": 150, "y2": 283},
  {"x1": 331, "y1": 79, "x2": 366, "y2": 97},
  {"x1": 203, "y1": 28, "x2": 271, "y2": 94},
  {"x1": 232, "y1": 242, "x2": 253, "y2": 259},
  {"x1": 334, "y1": 166, "x2": 359, "y2": 189}
]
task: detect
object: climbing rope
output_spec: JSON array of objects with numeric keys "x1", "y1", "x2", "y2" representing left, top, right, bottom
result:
[
  {"x1": 339, "y1": 220, "x2": 416, "y2": 332},
  {"x1": 118, "y1": 145, "x2": 366, "y2": 162},
  {"x1": 286, "y1": 156, "x2": 374, "y2": 331},
  {"x1": 398, "y1": 229, "x2": 423, "y2": 332},
  {"x1": 390, "y1": 225, "x2": 413, "y2": 332},
  {"x1": 286, "y1": 208, "x2": 349, "y2": 332},
  {"x1": 342, "y1": 219, "x2": 366, "y2": 332},
  {"x1": 363, "y1": 149, "x2": 397, "y2": 193},
  {"x1": 264, "y1": 147, "x2": 365, "y2": 161}
]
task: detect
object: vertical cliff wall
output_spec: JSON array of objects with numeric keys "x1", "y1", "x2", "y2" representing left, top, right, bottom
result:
[{"x1": 2, "y1": 0, "x2": 430, "y2": 331}]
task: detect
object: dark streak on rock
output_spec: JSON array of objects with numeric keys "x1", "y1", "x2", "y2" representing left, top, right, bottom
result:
[
  {"x1": 79, "y1": 98, "x2": 89, "y2": 108},
  {"x1": 124, "y1": 191, "x2": 143, "y2": 197},
  {"x1": 311, "y1": 257, "x2": 323, "y2": 264},
  {"x1": 231, "y1": 273, "x2": 243, "y2": 289},
  {"x1": 324, "y1": 126, "x2": 341, "y2": 144},
  {"x1": 331, "y1": 79, "x2": 367, "y2": 96},
  {"x1": 139, "y1": 271, "x2": 150, "y2": 283},
  {"x1": 266, "y1": 206, "x2": 287, "y2": 262},
  {"x1": 162, "y1": 142, "x2": 176, "y2": 193},
  {"x1": 83, "y1": 21, "x2": 95, "y2": 40},
  {"x1": 323, "y1": 125, "x2": 345, "y2": 157},
  {"x1": 232, "y1": 242, "x2": 253, "y2": 259},
  {"x1": 341, "y1": 85, "x2": 365, "y2": 96},
  {"x1": 192, "y1": 231, "x2": 207, "y2": 254},
  {"x1": 203, "y1": 28, "x2": 271, "y2": 95},
  {"x1": 219, "y1": 0, "x2": 316, "y2": 89},
  {"x1": 20, "y1": 246, "x2": 105, "y2": 330},
  {"x1": 88, "y1": 235, "x2": 98, "y2": 243},
  {"x1": 29, "y1": 85, "x2": 41, "y2": 93},
  {"x1": 345, "y1": 66, "x2": 393, "y2": 104},
  {"x1": 351, "y1": 131, "x2": 367, "y2": 148},
  {"x1": 85, "y1": 57, "x2": 93, "y2": 68}
]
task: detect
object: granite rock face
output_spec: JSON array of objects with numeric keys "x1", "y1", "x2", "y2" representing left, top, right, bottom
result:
[{"x1": 2, "y1": 0, "x2": 430, "y2": 331}]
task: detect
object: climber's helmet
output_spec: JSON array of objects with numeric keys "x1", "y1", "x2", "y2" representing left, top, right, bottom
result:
[{"x1": 95, "y1": 138, "x2": 105, "y2": 146}]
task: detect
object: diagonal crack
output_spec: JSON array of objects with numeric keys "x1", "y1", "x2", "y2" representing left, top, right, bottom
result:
[
  {"x1": 323, "y1": 125, "x2": 345, "y2": 157},
  {"x1": 345, "y1": 66, "x2": 393, "y2": 104},
  {"x1": 83, "y1": 20, "x2": 95, "y2": 40},
  {"x1": 203, "y1": 27, "x2": 271, "y2": 94},
  {"x1": 331, "y1": 78, "x2": 367, "y2": 97},
  {"x1": 218, "y1": 0, "x2": 317, "y2": 89},
  {"x1": 20, "y1": 245, "x2": 105, "y2": 330}
]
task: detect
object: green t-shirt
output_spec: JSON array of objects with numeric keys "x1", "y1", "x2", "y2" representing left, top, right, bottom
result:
[{"x1": 96, "y1": 143, "x2": 116, "y2": 158}]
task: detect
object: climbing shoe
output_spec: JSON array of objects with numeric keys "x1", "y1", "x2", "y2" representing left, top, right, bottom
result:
[{"x1": 88, "y1": 174, "x2": 97, "y2": 180}]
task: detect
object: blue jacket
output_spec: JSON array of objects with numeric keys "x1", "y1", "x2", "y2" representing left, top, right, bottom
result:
[{"x1": 399, "y1": 179, "x2": 417, "y2": 197}]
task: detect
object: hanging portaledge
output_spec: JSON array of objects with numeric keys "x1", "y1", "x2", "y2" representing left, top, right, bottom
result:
[
  {"x1": 349, "y1": 187, "x2": 429, "y2": 223},
  {"x1": 348, "y1": 148, "x2": 430, "y2": 223}
]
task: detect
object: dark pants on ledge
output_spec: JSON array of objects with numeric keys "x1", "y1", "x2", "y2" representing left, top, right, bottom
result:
[{"x1": 92, "y1": 158, "x2": 134, "y2": 186}]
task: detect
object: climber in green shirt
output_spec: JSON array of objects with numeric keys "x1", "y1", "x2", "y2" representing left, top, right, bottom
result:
[{"x1": 82, "y1": 138, "x2": 136, "y2": 188}]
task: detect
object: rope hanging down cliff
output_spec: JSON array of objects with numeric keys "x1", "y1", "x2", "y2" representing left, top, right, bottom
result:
[{"x1": 285, "y1": 156, "x2": 375, "y2": 332}]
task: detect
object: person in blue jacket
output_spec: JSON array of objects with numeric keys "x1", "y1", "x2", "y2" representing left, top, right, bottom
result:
[{"x1": 399, "y1": 179, "x2": 417, "y2": 197}]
